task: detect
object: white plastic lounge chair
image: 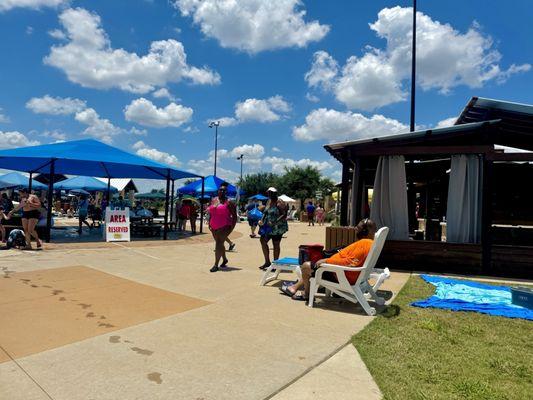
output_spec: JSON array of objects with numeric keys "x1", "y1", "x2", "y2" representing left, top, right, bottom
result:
[
  {"x1": 308, "y1": 227, "x2": 390, "y2": 316},
  {"x1": 259, "y1": 257, "x2": 302, "y2": 286}
]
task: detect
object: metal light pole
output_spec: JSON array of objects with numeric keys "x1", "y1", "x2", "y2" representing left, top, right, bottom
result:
[
  {"x1": 209, "y1": 121, "x2": 220, "y2": 176},
  {"x1": 236, "y1": 154, "x2": 244, "y2": 183},
  {"x1": 410, "y1": 0, "x2": 417, "y2": 132}
]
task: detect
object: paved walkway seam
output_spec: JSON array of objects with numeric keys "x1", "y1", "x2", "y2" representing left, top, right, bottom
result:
[
  {"x1": 0, "y1": 345, "x2": 55, "y2": 400},
  {"x1": 262, "y1": 340, "x2": 351, "y2": 400}
]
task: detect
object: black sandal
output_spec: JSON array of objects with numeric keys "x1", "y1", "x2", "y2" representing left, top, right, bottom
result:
[
  {"x1": 292, "y1": 293, "x2": 308, "y2": 302},
  {"x1": 210, "y1": 265, "x2": 219, "y2": 273},
  {"x1": 280, "y1": 285, "x2": 296, "y2": 297},
  {"x1": 259, "y1": 263, "x2": 271, "y2": 270},
  {"x1": 220, "y1": 259, "x2": 228, "y2": 268}
]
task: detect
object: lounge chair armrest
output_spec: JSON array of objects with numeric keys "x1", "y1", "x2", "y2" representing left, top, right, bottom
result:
[{"x1": 318, "y1": 263, "x2": 366, "y2": 272}]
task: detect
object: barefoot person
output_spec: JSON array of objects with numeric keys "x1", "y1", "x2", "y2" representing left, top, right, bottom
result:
[
  {"x1": 259, "y1": 187, "x2": 288, "y2": 270},
  {"x1": 8, "y1": 189, "x2": 42, "y2": 250},
  {"x1": 281, "y1": 219, "x2": 377, "y2": 301},
  {"x1": 208, "y1": 182, "x2": 237, "y2": 272}
]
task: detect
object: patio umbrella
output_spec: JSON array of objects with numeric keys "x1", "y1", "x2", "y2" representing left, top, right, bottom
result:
[
  {"x1": 69, "y1": 188, "x2": 90, "y2": 196},
  {"x1": 178, "y1": 175, "x2": 242, "y2": 197},
  {"x1": 279, "y1": 194, "x2": 296, "y2": 203},
  {"x1": 249, "y1": 194, "x2": 268, "y2": 201},
  {"x1": 135, "y1": 192, "x2": 167, "y2": 199},
  {"x1": 0, "y1": 171, "x2": 48, "y2": 190},
  {"x1": 54, "y1": 176, "x2": 118, "y2": 192}
]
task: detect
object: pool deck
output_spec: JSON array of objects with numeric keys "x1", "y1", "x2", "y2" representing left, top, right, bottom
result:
[{"x1": 0, "y1": 222, "x2": 409, "y2": 400}]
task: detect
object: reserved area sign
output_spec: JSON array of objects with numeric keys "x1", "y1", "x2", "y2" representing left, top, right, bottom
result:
[{"x1": 105, "y1": 207, "x2": 131, "y2": 242}]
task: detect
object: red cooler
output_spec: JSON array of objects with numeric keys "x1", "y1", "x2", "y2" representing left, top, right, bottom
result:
[{"x1": 298, "y1": 244, "x2": 324, "y2": 265}]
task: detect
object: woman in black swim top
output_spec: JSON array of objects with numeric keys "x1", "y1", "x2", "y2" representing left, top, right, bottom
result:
[{"x1": 8, "y1": 189, "x2": 42, "y2": 250}]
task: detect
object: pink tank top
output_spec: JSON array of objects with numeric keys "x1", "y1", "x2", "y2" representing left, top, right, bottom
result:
[{"x1": 208, "y1": 199, "x2": 232, "y2": 230}]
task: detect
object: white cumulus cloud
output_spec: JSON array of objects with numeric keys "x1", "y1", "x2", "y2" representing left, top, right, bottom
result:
[
  {"x1": 435, "y1": 117, "x2": 457, "y2": 129},
  {"x1": 306, "y1": 7, "x2": 531, "y2": 111},
  {"x1": 124, "y1": 98, "x2": 193, "y2": 128},
  {"x1": 26, "y1": 95, "x2": 86, "y2": 115},
  {"x1": 152, "y1": 88, "x2": 176, "y2": 101},
  {"x1": 133, "y1": 141, "x2": 182, "y2": 167},
  {"x1": 263, "y1": 156, "x2": 332, "y2": 174},
  {"x1": 0, "y1": 107, "x2": 9, "y2": 123},
  {"x1": 0, "y1": 0, "x2": 68, "y2": 12},
  {"x1": 214, "y1": 95, "x2": 290, "y2": 126},
  {"x1": 44, "y1": 8, "x2": 220, "y2": 93},
  {"x1": 0, "y1": 131, "x2": 39, "y2": 149},
  {"x1": 292, "y1": 108, "x2": 408, "y2": 142},
  {"x1": 173, "y1": 0, "x2": 329, "y2": 53},
  {"x1": 75, "y1": 108, "x2": 122, "y2": 143}
]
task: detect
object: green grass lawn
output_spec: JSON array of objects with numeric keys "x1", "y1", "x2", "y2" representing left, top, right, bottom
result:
[{"x1": 353, "y1": 275, "x2": 532, "y2": 400}]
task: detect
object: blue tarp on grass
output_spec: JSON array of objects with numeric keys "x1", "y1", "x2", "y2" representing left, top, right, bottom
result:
[{"x1": 412, "y1": 275, "x2": 533, "y2": 321}]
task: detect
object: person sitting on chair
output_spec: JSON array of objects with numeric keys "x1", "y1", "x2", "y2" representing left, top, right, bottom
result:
[{"x1": 281, "y1": 219, "x2": 377, "y2": 301}]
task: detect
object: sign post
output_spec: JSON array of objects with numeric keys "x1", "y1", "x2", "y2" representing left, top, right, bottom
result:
[{"x1": 105, "y1": 207, "x2": 131, "y2": 242}]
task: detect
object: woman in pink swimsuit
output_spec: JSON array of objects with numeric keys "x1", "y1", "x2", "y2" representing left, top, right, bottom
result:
[{"x1": 208, "y1": 183, "x2": 237, "y2": 272}]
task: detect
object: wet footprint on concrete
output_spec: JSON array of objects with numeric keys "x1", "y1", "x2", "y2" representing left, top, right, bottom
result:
[
  {"x1": 147, "y1": 372, "x2": 162, "y2": 384},
  {"x1": 131, "y1": 347, "x2": 153, "y2": 356},
  {"x1": 59, "y1": 297, "x2": 66, "y2": 301},
  {"x1": 99, "y1": 315, "x2": 106, "y2": 320},
  {"x1": 86, "y1": 312, "x2": 96, "y2": 318},
  {"x1": 78, "y1": 303, "x2": 91, "y2": 309},
  {"x1": 43, "y1": 285, "x2": 52, "y2": 288},
  {"x1": 52, "y1": 289, "x2": 64, "y2": 296},
  {"x1": 98, "y1": 322, "x2": 115, "y2": 328},
  {"x1": 30, "y1": 284, "x2": 39, "y2": 288},
  {"x1": 109, "y1": 335, "x2": 121, "y2": 344},
  {"x1": 20, "y1": 278, "x2": 30, "y2": 284}
]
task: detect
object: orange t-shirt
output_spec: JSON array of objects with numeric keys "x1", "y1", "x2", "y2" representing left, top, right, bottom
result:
[{"x1": 325, "y1": 238, "x2": 373, "y2": 285}]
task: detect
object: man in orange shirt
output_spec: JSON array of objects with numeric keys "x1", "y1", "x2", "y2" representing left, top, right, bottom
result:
[{"x1": 281, "y1": 219, "x2": 377, "y2": 301}]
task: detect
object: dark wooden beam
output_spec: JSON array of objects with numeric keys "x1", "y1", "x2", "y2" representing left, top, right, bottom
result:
[
  {"x1": 340, "y1": 159, "x2": 350, "y2": 226},
  {"x1": 486, "y1": 152, "x2": 533, "y2": 162},
  {"x1": 349, "y1": 158, "x2": 361, "y2": 226},
  {"x1": 480, "y1": 157, "x2": 493, "y2": 274},
  {"x1": 351, "y1": 145, "x2": 494, "y2": 157}
]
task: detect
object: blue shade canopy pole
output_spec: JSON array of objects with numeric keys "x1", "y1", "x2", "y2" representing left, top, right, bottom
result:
[
  {"x1": 46, "y1": 159, "x2": 55, "y2": 243},
  {"x1": 163, "y1": 171, "x2": 170, "y2": 240},
  {"x1": 170, "y1": 179, "x2": 175, "y2": 230},
  {"x1": 200, "y1": 177, "x2": 205, "y2": 233},
  {"x1": 28, "y1": 172, "x2": 33, "y2": 192},
  {"x1": 106, "y1": 178, "x2": 111, "y2": 202}
]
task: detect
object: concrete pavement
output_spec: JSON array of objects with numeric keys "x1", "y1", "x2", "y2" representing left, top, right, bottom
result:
[{"x1": 0, "y1": 222, "x2": 409, "y2": 399}]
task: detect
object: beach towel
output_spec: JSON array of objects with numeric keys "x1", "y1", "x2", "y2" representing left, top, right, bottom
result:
[{"x1": 412, "y1": 275, "x2": 533, "y2": 321}]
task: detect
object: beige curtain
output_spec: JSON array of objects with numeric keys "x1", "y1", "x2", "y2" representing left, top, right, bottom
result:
[
  {"x1": 370, "y1": 156, "x2": 409, "y2": 240},
  {"x1": 446, "y1": 155, "x2": 482, "y2": 243}
]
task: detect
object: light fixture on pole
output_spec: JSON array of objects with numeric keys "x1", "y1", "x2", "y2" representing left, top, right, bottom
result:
[
  {"x1": 208, "y1": 121, "x2": 220, "y2": 176},
  {"x1": 236, "y1": 154, "x2": 244, "y2": 183}
]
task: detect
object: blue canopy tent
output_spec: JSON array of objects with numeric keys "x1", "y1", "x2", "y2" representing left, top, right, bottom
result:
[
  {"x1": 0, "y1": 171, "x2": 47, "y2": 190},
  {"x1": 0, "y1": 139, "x2": 203, "y2": 241},
  {"x1": 249, "y1": 194, "x2": 268, "y2": 201},
  {"x1": 54, "y1": 176, "x2": 118, "y2": 193},
  {"x1": 178, "y1": 175, "x2": 241, "y2": 197}
]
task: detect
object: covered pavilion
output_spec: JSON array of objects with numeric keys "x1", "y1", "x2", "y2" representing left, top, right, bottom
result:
[
  {"x1": 325, "y1": 97, "x2": 533, "y2": 278},
  {"x1": 0, "y1": 139, "x2": 204, "y2": 241}
]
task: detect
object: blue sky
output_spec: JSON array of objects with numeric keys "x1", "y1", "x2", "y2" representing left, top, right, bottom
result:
[{"x1": 0, "y1": 0, "x2": 531, "y2": 186}]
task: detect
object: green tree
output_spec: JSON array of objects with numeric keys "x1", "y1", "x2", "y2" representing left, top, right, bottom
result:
[
  {"x1": 237, "y1": 172, "x2": 279, "y2": 198},
  {"x1": 278, "y1": 166, "x2": 324, "y2": 208}
]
